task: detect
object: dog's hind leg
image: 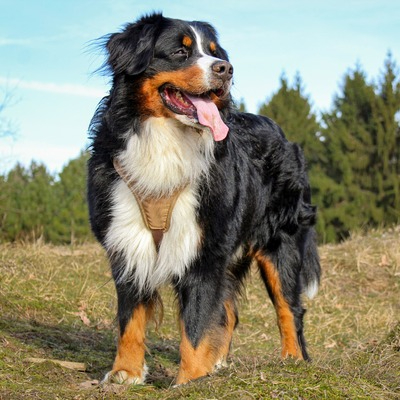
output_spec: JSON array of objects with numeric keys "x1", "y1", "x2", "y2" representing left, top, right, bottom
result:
[{"x1": 253, "y1": 249, "x2": 309, "y2": 361}]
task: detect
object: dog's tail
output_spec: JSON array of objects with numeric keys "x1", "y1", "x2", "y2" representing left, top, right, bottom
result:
[{"x1": 300, "y1": 229, "x2": 321, "y2": 299}]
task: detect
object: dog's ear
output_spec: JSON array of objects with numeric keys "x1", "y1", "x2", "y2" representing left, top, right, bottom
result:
[{"x1": 106, "y1": 13, "x2": 163, "y2": 76}]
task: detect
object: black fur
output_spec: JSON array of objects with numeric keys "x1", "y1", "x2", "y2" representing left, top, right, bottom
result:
[{"x1": 88, "y1": 12, "x2": 321, "y2": 382}]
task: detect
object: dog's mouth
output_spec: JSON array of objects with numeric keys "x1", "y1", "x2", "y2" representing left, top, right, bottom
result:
[{"x1": 159, "y1": 85, "x2": 229, "y2": 141}]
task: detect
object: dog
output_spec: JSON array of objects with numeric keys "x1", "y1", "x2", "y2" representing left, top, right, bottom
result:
[{"x1": 87, "y1": 12, "x2": 321, "y2": 385}]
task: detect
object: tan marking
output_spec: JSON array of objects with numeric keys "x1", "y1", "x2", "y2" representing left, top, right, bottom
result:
[
  {"x1": 139, "y1": 66, "x2": 207, "y2": 118},
  {"x1": 253, "y1": 251, "x2": 303, "y2": 359},
  {"x1": 110, "y1": 303, "x2": 153, "y2": 382},
  {"x1": 209, "y1": 41, "x2": 217, "y2": 53},
  {"x1": 219, "y1": 300, "x2": 236, "y2": 361},
  {"x1": 176, "y1": 301, "x2": 237, "y2": 384},
  {"x1": 139, "y1": 65, "x2": 227, "y2": 119},
  {"x1": 176, "y1": 324, "x2": 216, "y2": 384},
  {"x1": 182, "y1": 35, "x2": 192, "y2": 47}
]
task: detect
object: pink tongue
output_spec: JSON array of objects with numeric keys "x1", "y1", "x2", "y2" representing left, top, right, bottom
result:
[{"x1": 186, "y1": 95, "x2": 229, "y2": 141}]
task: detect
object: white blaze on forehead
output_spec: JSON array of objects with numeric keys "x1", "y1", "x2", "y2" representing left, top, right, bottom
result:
[
  {"x1": 189, "y1": 25, "x2": 208, "y2": 55},
  {"x1": 190, "y1": 26, "x2": 221, "y2": 83}
]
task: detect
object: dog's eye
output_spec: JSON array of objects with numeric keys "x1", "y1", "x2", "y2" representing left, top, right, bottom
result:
[{"x1": 172, "y1": 48, "x2": 189, "y2": 59}]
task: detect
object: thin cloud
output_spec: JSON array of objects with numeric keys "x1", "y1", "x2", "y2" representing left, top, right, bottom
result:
[
  {"x1": 0, "y1": 38, "x2": 34, "y2": 46},
  {"x1": 0, "y1": 34, "x2": 76, "y2": 47},
  {"x1": 0, "y1": 77, "x2": 105, "y2": 98}
]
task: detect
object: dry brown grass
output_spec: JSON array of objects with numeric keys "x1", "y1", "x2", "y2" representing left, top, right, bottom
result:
[{"x1": 0, "y1": 227, "x2": 399, "y2": 399}]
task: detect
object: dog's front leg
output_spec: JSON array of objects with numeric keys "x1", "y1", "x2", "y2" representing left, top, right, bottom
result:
[
  {"x1": 174, "y1": 261, "x2": 236, "y2": 385},
  {"x1": 102, "y1": 278, "x2": 155, "y2": 385}
]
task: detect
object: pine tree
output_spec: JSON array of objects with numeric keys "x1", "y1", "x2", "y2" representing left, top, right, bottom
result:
[
  {"x1": 50, "y1": 151, "x2": 91, "y2": 243},
  {"x1": 258, "y1": 73, "x2": 326, "y2": 168},
  {"x1": 322, "y1": 65, "x2": 384, "y2": 240},
  {"x1": 0, "y1": 153, "x2": 91, "y2": 244},
  {"x1": 0, "y1": 162, "x2": 55, "y2": 241},
  {"x1": 0, "y1": 163, "x2": 28, "y2": 241},
  {"x1": 374, "y1": 52, "x2": 400, "y2": 222},
  {"x1": 26, "y1": 162, "x2": 56, "y2": 239}
]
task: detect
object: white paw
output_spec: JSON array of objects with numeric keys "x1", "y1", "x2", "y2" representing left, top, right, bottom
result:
[
  {"x1": 101, "y1": 364, "x2": 148, "y2": 385},
  {"x1": 213, "y1": 357, "x2": 228, "y2": 371}
]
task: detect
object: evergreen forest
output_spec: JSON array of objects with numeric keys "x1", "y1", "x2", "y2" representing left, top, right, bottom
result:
[{"x1": 1, "y1": 53, "x2": 399, "y2": 244}]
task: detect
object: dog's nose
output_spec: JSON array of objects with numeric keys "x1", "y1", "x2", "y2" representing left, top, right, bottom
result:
[{"x1": 212, "y1": 60, "x2": 233, "y2": 81}]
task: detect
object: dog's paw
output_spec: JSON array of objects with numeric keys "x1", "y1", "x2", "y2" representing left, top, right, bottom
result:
[
  {"x1": 213, "y1": 357, "x2": 228, "y2": 371},
  {"x1": 101, "y1": 365, "x2": 148, "y2": 385}
]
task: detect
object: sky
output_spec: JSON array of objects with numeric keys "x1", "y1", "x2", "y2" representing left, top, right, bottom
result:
[{"x1": 0, "y1": 0, "x2": 399, "y2": 175}]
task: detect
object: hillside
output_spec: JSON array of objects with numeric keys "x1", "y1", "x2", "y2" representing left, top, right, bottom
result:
[{"x1": 0, "y1": 228, "x2": 399, "y2": 399}]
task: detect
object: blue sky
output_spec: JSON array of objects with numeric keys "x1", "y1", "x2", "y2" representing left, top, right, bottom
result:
[{"x1": 1, "y1": 0, "x2": 399, "y2": 174}]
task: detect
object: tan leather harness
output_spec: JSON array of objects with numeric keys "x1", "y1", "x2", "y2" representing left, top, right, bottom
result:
[{"x1": 113, "y1": 159, "x2": 186, "y2": 250}]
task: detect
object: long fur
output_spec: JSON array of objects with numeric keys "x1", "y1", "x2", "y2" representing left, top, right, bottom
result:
[{"x1": 88, "y1": 12, "x2": 321, "y2": 385}]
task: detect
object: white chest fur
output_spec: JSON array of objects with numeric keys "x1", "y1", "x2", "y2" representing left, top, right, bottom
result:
[{"x1": 104, "y1": 117, "x2": 214, "y2": 293}]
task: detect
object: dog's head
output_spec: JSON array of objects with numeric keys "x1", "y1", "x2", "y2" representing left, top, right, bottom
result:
[{"x1": 104, "y1": 13, "x2": 233, "y2": 140}]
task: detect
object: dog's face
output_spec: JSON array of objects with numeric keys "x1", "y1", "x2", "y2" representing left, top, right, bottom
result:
[{"x1": 105, "y1": 13, "x2": 233, "y2": 140}]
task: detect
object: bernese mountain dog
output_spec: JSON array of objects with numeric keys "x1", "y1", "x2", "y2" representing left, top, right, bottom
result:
[{"x1": 88, "y1": 12, "x2": 321, "y2": 385}]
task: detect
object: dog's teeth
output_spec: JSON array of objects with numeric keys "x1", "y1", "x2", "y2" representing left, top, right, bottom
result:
[{"x1": 176, "y1": 91, "x2": 189, "y2": 105}]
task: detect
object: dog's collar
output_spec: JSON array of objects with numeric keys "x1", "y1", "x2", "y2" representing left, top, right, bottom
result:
[{"x1": 113, "y1": 159, "x2": 186, "y2": 251}]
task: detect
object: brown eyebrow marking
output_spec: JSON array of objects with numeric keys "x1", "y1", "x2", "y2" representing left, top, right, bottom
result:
[
  {"x1": 182, "y1": 36, "x2": 193, "y2": 47},
  {"x1": 210, "y1": 41, "x2": 217, "y2": 53}
]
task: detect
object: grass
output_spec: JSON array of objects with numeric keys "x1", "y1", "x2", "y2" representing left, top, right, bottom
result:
[{"x1": 0, "y1": 228, "x2": 399, "y2": 399}]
